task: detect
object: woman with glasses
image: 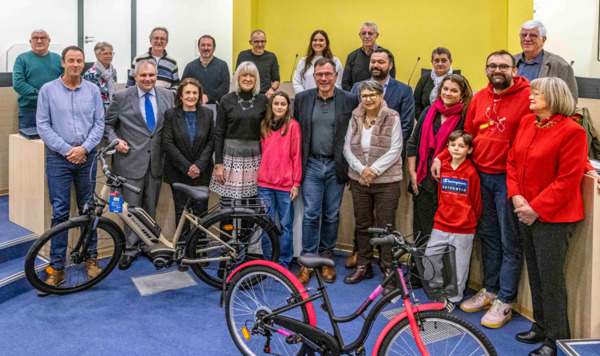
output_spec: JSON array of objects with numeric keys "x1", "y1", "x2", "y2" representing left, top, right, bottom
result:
[
  {"x1": 83, "y1": 42, "x2": 117, "y2": 111},
  {"x1": 507, "y1": 77, "x2": 587, "y2": 356},
  {"x1": 293, "y1": 30, "x2": 343, "y2": 94},
  {"x1": 342, "y1": 80, "x2": 402, "y2": 291},
  {"x1": 413, "y1": 47, "x2": 457, "y2": 120}
]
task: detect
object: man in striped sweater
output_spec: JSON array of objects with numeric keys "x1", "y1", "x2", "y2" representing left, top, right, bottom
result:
[{"x1": 126, "y1": 27, "x2": 179, "y2": 92}]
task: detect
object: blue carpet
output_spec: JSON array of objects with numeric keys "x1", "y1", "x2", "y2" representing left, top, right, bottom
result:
[
  {"x1": 0, "y1": 195, "x2": 34, "y2": 244},
  {"x1": 0, "y1": 253, "x2": 536, "y2": 355}
]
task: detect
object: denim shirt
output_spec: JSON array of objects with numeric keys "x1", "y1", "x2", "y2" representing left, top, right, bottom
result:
[
  {"x1": 36, "y1": 77, "x2": 105, "y2": 156},
  {"x1": 517, "y1": 50, "x2": 544, "y2": 82}
]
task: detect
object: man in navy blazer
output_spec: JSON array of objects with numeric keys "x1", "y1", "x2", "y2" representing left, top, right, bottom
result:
[
  {"x1": 293, "y1": 57, "x2": 359, "y2": 286},
  {"x1": 351, "y1": 48, "x2": 415, "y2": 144}
]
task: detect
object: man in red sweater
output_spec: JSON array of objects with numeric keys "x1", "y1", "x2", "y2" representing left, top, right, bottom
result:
[{"x1": 432, "y1": 50, "x2": 530, "y2": 328}]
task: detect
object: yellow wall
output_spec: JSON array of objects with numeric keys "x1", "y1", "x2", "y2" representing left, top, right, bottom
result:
[{"x1": 233, "y1": 0, "x2": 533, "y2": 90}]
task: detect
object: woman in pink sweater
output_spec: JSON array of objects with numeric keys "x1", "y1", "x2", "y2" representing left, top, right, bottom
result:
[{"x1": 257, "y1": 92, "x2": 302, "y2": 268}]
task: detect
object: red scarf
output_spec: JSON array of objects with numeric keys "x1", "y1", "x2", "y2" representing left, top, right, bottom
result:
[{"x1": 416, "y1": 98, "x2": 464, "y2": 184}]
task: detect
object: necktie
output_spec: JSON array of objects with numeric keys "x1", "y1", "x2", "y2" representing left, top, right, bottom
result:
[{"x1": 145, "y1": 93, "x2": 156, "y2": 132}]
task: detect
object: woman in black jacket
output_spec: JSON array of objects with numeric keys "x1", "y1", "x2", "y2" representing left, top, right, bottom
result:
[{"x1": 162, "y1": 77, "x2": 214, "y2": 240}]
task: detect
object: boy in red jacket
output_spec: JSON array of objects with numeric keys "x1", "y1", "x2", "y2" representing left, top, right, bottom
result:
[{"x1": 426, "y1": 131, "x2": 481, "y2": 313}]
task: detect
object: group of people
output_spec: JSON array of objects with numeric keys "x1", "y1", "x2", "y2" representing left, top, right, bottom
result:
[{"x1": 11, "y1": 19, "x2": 600, "y2": 356}]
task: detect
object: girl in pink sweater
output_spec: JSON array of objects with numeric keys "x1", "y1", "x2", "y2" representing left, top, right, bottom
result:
[{"x1": 257, "y1": 92, "x2": 302, "y2": 268}]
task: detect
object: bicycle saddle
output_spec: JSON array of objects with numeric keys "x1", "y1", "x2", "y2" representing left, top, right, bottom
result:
[
  {"x1": 172, "y1": 183, "x2": 210, "y2": 201},
  {"x1": 297, "y1": 254, "x2": 335, "y2": 268}
]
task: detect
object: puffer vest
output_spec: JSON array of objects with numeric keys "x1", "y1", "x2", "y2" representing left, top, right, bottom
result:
[{"x1": 348, "y1": 101, "x2": 403, "y2": 184}]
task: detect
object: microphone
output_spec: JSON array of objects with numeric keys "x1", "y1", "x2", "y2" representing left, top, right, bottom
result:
[
  {"x1": 408, "y1": 57, "x2": 421, "y2": 87},
  {"x1": 290, "y1": 54, "x2": 299, "y2": 82}
]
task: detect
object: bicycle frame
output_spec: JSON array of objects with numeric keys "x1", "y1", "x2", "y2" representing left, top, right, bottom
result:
[{"x1": 227, "y1": 258, "x2": 446, "y2": 355}]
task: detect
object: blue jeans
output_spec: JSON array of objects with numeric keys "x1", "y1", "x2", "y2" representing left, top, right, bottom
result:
[
  {"x1": 477, "y1": 172, "x2": 522, "y2": 303},
  {"x1": 18, "y1": 111, "x2": 37, "y2": 129},
  {"x1": 258, "y1": 186, "x2": 295, "y2": 268},
  {"x1": 46, "y1": 148, "x2": 98, "y2": 269},
  {"x1": 301, "y1": 157, "x2": 345, "y2": 256}
]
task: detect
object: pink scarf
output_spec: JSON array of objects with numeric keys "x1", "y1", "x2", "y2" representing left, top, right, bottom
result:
[{"x1": 416, "y1": 98, "x2": 464, "y2": 184}]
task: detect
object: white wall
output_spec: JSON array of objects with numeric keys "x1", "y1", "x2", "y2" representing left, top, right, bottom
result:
[
  {"x1": 136, "y1": 0, "x2": 233, "y2": 79},
  {"x1": 0, "y1": 0, "x2": 78, "y2": 72},
  {"x1": 534, "y1": 0, "x2": 599, "y2": 78}
]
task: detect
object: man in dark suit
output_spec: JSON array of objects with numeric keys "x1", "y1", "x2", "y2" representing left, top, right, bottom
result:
[
  {"x1": 294, "y1": 57, "x2": 359, "y2": 286},
  {"x1": 105, "y1": 59, "x2": 174, "y2": 269}
]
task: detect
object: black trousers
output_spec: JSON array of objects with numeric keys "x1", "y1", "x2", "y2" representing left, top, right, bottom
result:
[
  {"x1": 519, "y1": 220, "x2": 576, "y2": 347},
  {"x1": 170, "y1": 184, "x2": 209, "y2": 242},
  {"x1": 412, "y1": 187, "x2": 438, "y2": 242}
]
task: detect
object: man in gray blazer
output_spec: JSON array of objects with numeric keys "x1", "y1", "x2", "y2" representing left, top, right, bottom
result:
[
  {"x1": 514, "y1": 20, "x2": 578, "y2": 101},
  {"x1": 105, "y1": 59, "x2": 174, "y2": 269}
]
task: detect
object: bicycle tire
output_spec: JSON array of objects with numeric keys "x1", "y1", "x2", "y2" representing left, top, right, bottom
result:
[
  {"x1": 186, "y1": 211, "x2": 280, "y2": 289},
  {"x1": 378, "y1": 310, "x2": 497, "y2": 356},
  {"x1": 24, "y1": 217, "x2": 124, "y2": 295},
  {"x1": 225, "y1": 265, "x2": 309, "y2": 356}
]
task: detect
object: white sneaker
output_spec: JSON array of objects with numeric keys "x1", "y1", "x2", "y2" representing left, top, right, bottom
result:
[
  {"x1": 481, "y1": 299, "x2": 512, "y2": 328},
  {"x1": 459, "y1": 288, "x2": 497, "y2": 313}
]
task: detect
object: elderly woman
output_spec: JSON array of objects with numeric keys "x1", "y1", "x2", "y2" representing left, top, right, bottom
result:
[
  {"x1": 83, "y1": 42, "x2": 117, "y2": 110},
  {"x1": 292, "y1": 30, "x2": 343, "y2": 93},
  {"x1": 343, "y1": 80, "x2": 402, "y2": 289},
  {"x1": 210, "y1": 61, "x2": 267, "y2": 199},
  {"x1": 507, "y1": 77, "x2": 588, "y2": 356},
  {"x1": 413, "y1": 47, "x2": 456, "y2": 120},
  {"x1": 162, "y1": 77, "x2": 214, "y2": 241}
]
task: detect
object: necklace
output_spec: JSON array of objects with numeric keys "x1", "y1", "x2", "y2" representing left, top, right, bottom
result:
[
  {"x1": 236, "y1": 92, "x2": 256, "y2": 111},
  {"x1": 364, "y1": 116, "x2": 377, "y2": 129}
]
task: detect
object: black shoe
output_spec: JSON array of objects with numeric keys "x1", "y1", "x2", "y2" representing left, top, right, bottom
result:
[
  {"x1": 516, "y1": 329, "x2": 546, "y2": 344},
  {"x1": 343, "y1": 264, "x2": 373, "y2": 284},
  {"x1": 118, "y1": 255, "x2": 135, "y2": 270},
  {"x1": 529, "y1": 344, "x2": 556, "y2": 356}
]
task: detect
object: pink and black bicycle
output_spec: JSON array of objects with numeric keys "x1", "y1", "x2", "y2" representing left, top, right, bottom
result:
[{"x1": 223, "y1": 225, "x2": 497, "y2": 355}]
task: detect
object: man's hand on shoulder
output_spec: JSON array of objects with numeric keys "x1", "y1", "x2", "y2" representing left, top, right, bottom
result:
[{"x1": 66, "y1": 146, "x2": 88, "y2": 164}]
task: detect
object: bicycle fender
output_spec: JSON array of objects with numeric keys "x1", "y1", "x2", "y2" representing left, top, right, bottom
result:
[
  {"x1": 212, "y1": 207, "x2": 282, "y2": 236},
  {"x1": 371, "y1": 302, "x2": 445, "y2": 355},
  {"x1": 226, "y1": 260, "x2": 317, "y2": 327}
]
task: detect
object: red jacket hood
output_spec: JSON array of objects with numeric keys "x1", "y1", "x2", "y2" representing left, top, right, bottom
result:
[{"x1": 484, "y1": 76, "x2": 530, "y2": 98}]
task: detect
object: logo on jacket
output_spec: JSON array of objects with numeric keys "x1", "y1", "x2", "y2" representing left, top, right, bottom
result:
[{"x1": 441, "y1": 178, "x2": 468, "y2": 194}]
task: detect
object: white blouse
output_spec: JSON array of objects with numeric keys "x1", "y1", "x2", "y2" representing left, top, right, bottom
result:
[
  {"x1": 343, "y1": 115, "x2": 403, "y2": 176},
  {"x1": 293, "y1": 55, "x2": 344, "y2": 94}
]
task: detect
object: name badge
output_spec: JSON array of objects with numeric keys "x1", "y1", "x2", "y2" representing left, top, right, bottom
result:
[
  {"x1": 109, "y1": 189, "x2": 123, "y2": 213},
  {"x1": 441, "y1": 178, "x2": 468, "y2": 194}
]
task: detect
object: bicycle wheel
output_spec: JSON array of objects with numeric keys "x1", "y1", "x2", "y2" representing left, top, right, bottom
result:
[
  {"x1": 186, "y1": 211, "x2": 279, "y2": 289},
  {"x1": 226, "y1": 265, "x2": 309, "y2": 356},
  {"x1": 379, "y1": 310, "x2": 497, "y2": 356},
  {"x1": 24, "y1": 217, "x2": 124, "y2": 295}
]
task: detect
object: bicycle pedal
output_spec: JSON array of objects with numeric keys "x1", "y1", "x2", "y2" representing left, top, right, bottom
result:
[
  {"x1": 285, "y1": 334, "x2": 301, "y2": 344},
  {"x1": 355, "y1": 346, "x2": 366, "y2": 356}
]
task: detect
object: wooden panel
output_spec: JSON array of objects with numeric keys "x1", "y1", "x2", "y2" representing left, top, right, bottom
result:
[{"x1": 0, "y1": 88, "x2": 19, "y2": 191}]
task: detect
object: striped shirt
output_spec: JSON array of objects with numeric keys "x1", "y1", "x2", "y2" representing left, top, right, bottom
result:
[{"x1": 126, "y1": 48, "x2": 179, "y2": 92}]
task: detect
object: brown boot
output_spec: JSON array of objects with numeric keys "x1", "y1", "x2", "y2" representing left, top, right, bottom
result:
[
  {"x1": 320, "y1": 253, "x2": 336, "y2": 283},
  {"x1": 345, "y1": 252, "x2": 358, "y2": 269},
  {"x1": 86, "y1": 258, "x2": 102, "y2": 279},
  {"x1": 343, "y1": 264, "x2": 374, "y2": 284},
  {"x1": 296, "y1": 266, "x2": 314, "y2": 286}
]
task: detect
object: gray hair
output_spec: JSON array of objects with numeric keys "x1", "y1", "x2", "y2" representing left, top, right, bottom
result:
[
  {"x1": 530, "y1": 77, "x2": 575, "y2": 116},
  {"x1": 31, "y1": 29, "x2": 49, "y2": 38},
  {"x1": 358, "y1": 80, "x2": 384, "y2": 95},
  {"x1": 230, "y1": 61, "x2": 260, "y2": 96},
  {"x1": 362, "y1": 22, "x2": 378, "y2": 33},
  {"x1": 134, "y1": 59, "x2": 157, "y2": 75},
  {"x1": 521, "y1": 20, "x2": 547, "y2": 37},
  {"x1": 93, "y1": 42, "x2": 113, "y2": 56},
  {"x1": 149, "y1": 27, "x2": 169, "y2": 40}
]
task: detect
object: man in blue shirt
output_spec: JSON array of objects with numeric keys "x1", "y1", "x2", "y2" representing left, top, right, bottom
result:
[{"x1": 36, "y1": 46, "x2": 105, "y2": 293}]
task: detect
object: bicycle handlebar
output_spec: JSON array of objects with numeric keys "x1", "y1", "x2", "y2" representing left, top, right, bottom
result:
[
  {"x1": 367, "y1": 227, "x2": 386, "y2": 235},
  {"x1": 370, "y1": 234, "x2": 397, "y2": 246},
  {"x1": 96, "y1": 141, "x2": 141, "y2": 194},
  {"x1": 122, "y1": 182, "x2": 141, "y2": 194}
]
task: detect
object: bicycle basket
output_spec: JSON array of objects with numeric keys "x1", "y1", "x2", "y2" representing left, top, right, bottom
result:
[{"x1": 412, "y1": 244, "x2": 458, "y2": 300}]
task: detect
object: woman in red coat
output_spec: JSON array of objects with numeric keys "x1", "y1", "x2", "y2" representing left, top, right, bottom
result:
[{"x1": 507, "y1": 77, "x2": 587, "y2": 356}]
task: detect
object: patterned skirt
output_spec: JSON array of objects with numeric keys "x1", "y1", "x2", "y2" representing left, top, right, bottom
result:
[{"x1": 209, "y1": 139, "x2": 261, "y2": 198}]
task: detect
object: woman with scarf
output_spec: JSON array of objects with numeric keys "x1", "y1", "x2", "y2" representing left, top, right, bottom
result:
[
  {"x1": 83, "y1": 42, "x2": 117, "y2": 111},
  {"x1": 407, "y1": 74, "x2": 473, "y2": 256},
  {"x1": 413, "y1": 47, "x2": 458, "y2": 120}
]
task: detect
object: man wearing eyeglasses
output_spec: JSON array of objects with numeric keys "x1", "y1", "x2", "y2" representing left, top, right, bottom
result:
[
  {"x1": 342, "y1": 22, "x2": 396, "y2": 92},
  {"x1": 432, "y1": 50, "x2": 531, "y2": 329},
  {"x1": 514, "y1": 20, "x2": 577, "y2": 101},
  {"x1": 294, "y1": 57, "x2": 359, "y2": 286},
  {"x1": 235, "y1": 30, "x2": 280, "y2": 98},
  {"x1": 12, "y1": 29, "x2": 64, "y2": 129},
  {"x1": 126, "y1": 27, "x2": 179, "y2": 92}
]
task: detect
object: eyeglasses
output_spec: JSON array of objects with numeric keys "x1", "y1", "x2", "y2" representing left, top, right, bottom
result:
[
  {"x1": 360, "y1": 93, "x2": 380, "y2": 101},
  {"x1": 314, "y1": 72, "x2": 334, "y2": 78},
  {"x1": 31, "y1": 36, "x2": 49, "y2": 42},
  {"x1": 100, "y1": 52, "x2": 115, "y2": 57},
  {"x1": 252, "y1": 40, "x2": 266, "y2": 44},
  {"x1": 359, "y1": 31, "x2": 376, "y2": 37},
  {"x1": 486, "y1": 64, "x2": 513, "y2": 72},
  {"x1": 520, "y1": 33, "x2": 539, "y2": 40},
  {"x1": 152, "y1": 36, "x2": 167, "y2": 42}
]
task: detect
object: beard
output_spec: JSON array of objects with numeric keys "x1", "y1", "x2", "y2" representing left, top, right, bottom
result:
[
  {"x1": 370, "y1": 67, "x2": 390, "y2": 81},
  {"x1": 488, "y1": 73, "x2": 512, "y2": 90}
]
